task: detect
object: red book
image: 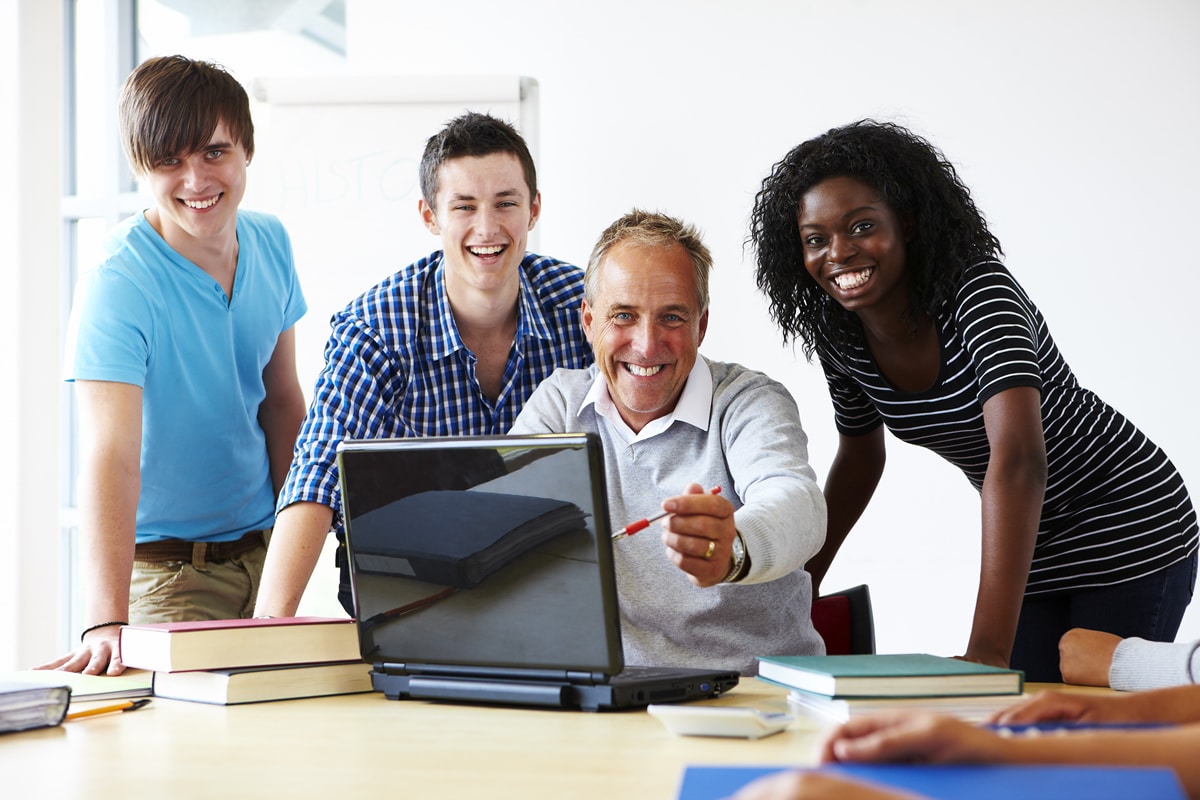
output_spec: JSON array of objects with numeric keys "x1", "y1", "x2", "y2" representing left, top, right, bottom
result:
[{"x1": 119, "y1": 617, "x2": 362, "y2": 673}]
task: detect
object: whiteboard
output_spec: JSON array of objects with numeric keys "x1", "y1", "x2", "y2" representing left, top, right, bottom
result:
[{"x1": 243, "y1": 75, "x2": 540, "y2": 404}]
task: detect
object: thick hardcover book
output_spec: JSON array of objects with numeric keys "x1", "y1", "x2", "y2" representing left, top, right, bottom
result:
[
  {"x1": 677, "y1": 764, "x2": 1185, "y2": 800},
  {"x1": 119, "y1": 616, "x2": 360, "y2": 673},
  {"x1": 756, "y1": 654, "x2": 1023, "y2": 698},
  {"x1": 787, "y1": 688, "x2": 1026, "y2": 724},
  {"x1": 0, "y1": 682, "x2": 71, "y2": 734},
  {"x1": 151, "y1": 661, "x2": 373, "y2": 705}
]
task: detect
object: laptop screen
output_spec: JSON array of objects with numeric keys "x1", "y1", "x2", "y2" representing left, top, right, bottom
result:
[{"x1": 337, "y1": 433, "x2": 623, "y2": 676}]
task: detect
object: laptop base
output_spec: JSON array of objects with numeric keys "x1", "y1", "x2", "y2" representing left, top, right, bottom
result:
[{"x1": 371, "y1": 668, "x2": 739, "y2": 712}]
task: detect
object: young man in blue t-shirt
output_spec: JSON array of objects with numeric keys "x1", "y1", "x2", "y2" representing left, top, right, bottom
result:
[{"x1": 38, "y1": 55, "x2": 307, "y2": 675}]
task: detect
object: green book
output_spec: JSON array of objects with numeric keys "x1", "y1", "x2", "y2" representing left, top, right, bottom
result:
[
  {"x1": 0, "y1": 669, "x2": 153, "y2": 702},
  {"x1": 755, "y1": 653, "x2": 1024, "y2": 698}
]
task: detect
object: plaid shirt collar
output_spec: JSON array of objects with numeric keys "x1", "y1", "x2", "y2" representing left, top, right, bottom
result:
[{"x1": 426, "y1": 255, "x2": 557, "y2": 361}]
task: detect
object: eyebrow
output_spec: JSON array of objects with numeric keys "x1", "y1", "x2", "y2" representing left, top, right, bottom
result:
[
  {"x1": 448, "y1": 188, "x2": 525, "y2": 202},
  {"x1": 607, "y1": 301, "x2": 693, "y2": 315},
  {"x1": 799, "y1": 204, "x2": 879, "y2": 229}
]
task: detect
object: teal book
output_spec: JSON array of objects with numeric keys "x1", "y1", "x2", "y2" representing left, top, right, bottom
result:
[
  {"x1": 677, "y1": 764, "x2": 1185, "y2": 800},
  {"x1": 756, "y1": 653, "x2": 1023, "y2": 698}
]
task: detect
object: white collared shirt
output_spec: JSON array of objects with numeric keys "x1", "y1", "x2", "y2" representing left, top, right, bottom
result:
[{"x1": 578, "y1": 355, "x2": 713, "y2": 444}]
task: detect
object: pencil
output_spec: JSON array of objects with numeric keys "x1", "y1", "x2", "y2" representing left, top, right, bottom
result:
[
  {"x1": 65, "y1": 698, "x2": 152, "y2": 720},
  {"x1": 612, "y1": 486, "x2": 722, "y2": 540}
]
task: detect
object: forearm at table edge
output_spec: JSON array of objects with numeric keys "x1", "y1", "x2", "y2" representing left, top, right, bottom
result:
[{"x1": 256, "y1": 501, "x2": 335, "y2": 617}]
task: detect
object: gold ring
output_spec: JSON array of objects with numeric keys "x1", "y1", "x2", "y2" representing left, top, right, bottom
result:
[{"x1": 703, "y1": 539, "x2": 716, "y2": 560}]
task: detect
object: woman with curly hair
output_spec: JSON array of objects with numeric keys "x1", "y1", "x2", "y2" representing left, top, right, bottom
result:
[{"x1": 749, "y1": 120, "x2": 1197, "y2": 680}]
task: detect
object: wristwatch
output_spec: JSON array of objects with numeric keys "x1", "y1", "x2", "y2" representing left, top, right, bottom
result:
[{"x1": 722, "y1": 532, "x2": 748, "y2": 583}]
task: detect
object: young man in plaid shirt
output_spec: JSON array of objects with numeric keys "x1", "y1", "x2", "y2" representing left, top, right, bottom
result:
[{"x1": 254, "y1": 112, "x2": 592, "y2": 617}]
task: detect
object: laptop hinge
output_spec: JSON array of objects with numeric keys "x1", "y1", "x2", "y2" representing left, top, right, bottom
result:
[
  {"x1": 407, "y1": 676, "x2": 568, "y2": 707},
  {"x1": 565, "y1": 670, "x2": 606, "y2": 685},
  {"x1": 377, "y1": 661, "x2": 590, "y2": 682}
]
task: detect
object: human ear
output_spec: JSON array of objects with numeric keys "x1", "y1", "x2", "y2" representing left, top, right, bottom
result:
[
  {"x1": 581, "y1": 300, "x2": 595, "y2": 345},
  {"x1": 527, "y1": 191, "x2": 542, "y2": 231},
  {"x1": 419, "y1": 198, "x2": 440, "y2": 235}
]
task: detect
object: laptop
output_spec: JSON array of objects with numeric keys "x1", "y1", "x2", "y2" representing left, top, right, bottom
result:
[{"x1": 336, "y1": 432, "x2": 740, "y2": 711}]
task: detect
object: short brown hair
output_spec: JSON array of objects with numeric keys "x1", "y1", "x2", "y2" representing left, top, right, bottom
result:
[
  {"x1": 119, "y1": 55, "x2": 254, "y2": 176},
  {"x1": 419, "y1": 112, "x2": 537, "y2": 207},
  {"x1": 586, "y1": 209, "x2": 713, "y2": 311}
]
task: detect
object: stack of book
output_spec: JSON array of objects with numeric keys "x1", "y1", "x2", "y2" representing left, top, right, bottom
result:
[
  {"x1": 756, "y1": 653, "x2": 1025, "y2": 724},
  {"x1": 118, "y1": 616, "x2": 373, "y2": 705},
  {"x1": 0, "y1": 681, "x2": 72, "y2": 734}
]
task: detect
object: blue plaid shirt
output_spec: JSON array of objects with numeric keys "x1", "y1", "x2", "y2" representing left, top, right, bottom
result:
[{"x1": 279, "y1": 250, "x2": 593, "y2": 530}]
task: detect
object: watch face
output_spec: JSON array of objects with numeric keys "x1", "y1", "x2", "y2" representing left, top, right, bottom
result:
[{"x1": 724, "y1": 534, "x2": 746, "y2": 583}]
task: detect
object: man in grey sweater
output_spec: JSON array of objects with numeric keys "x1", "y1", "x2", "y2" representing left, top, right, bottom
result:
[{"x1": 510, "y1": 209, "x2": 827, "y2": 675}]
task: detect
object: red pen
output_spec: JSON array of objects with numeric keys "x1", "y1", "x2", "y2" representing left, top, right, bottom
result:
[{"x1": 611, "y1": 486, "x2": 722, "y2": 540}]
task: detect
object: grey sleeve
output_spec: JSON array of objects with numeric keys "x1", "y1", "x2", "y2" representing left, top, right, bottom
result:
[
  {"x1": 719, "y1": 373, "x2": 827, "y2": 584},
  {"x1": 509, "y1": 372, "x2": 570, "y2": 435},
  {"x1": 1109, "y1": 637, "x2": 1200, "y2": 691}
]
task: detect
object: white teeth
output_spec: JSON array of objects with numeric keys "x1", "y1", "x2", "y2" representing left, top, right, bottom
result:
[
  {"x1": 833, "y1": 269, "x2": 872, "y2": 291},
  {"x1": 626, "y1": 364, "x2": 663, "y2": 377},
  {"x1": 183, "y1": 196, "x2": 219, "y2": 209},
  {"x1": 470, "y1": 245, "x2": 504, "y2": 255}
]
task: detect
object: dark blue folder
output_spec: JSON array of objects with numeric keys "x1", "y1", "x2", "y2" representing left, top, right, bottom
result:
[{"x1": 678, "y1": 764, "x2": 1185, "y2": 800}]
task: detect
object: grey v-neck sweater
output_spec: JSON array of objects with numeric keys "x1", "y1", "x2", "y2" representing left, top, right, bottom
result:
[{"x1": 511, "y1": 358, "x2": 827, "y2": 674}]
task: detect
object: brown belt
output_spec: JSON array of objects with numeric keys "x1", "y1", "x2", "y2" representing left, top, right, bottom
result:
[{"x1": 133, "y1": 530, "x2": 266, "y2": 564}]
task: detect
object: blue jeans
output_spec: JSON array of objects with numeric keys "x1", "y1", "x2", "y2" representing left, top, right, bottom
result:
[{"x1": 1010, "y1": 552, "x2": 1197, "y2": 682}]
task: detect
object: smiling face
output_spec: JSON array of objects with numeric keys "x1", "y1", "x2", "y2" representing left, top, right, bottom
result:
[
  {"x1": 582, "y1": 240, "x2": 708, "y2": 433},
  {"x1": 419, "y1": 152, "x2": 541, "y2": 302},
  {"x1": 797, "y1": 175, "x2": 911, "y2": 319},
  {"x1": 142, "y1": 119, "x2": 247, "y2": 254}
]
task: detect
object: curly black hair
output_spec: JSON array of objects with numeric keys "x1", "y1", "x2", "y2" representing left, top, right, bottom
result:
[{"x1": 747, "y1": 120, "x2": 1003, "y2": 359}]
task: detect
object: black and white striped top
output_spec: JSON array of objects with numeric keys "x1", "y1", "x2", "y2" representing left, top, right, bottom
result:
[{"x1": 819, "y1": 260, "x2": 1198, "y2": 595}]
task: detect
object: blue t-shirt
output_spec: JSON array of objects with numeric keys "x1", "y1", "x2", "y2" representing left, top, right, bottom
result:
[{"x1": 65, "y1": 209, "x2": 307, "y2": 543}]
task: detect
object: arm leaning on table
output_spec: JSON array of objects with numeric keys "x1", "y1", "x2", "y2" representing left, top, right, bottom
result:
[
  {"x1": 731, "y1": 684, "x2": 1200, "y2": 800},
  {"x1": 1058, "y1": 627, "x2": 1200, "y2": 690},
  {"x1": 991, "y1": 682, "x2": 1200, "y2": 726},
  {"x1": 805, "y1": 426, "x2": 885, "y2": 599},
  {"x1": 255, "y1": 313, "x2": 403, "y2": 618},
  {"x1": 818, "y1": 708, "x2": 1200, "y2": 800},
  {"x1": 729, "y1": 770, "x2": 925, "y2": 800},
  {"x1": 35, "y1": 380, "x2": 142, "y2": 675}
]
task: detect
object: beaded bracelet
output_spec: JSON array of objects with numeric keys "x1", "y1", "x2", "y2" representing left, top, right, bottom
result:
[{"x1": 80, "y1": 620, "x2": 128, "y2": 642}]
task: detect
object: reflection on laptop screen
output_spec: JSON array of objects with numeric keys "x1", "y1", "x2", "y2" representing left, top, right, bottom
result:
[{"x1": 338, "y1": 435, "x2": 622, "y2": 675}]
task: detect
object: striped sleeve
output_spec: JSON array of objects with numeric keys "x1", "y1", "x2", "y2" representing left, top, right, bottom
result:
[{"x1": 955, "y1": 262, "x2": 1043, "y2": 404}]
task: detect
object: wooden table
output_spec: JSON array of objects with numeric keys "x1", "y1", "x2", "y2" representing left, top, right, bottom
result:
[
  {"x1": 3, "y1": 681, "x2": 815, "y2": 798},
  {"x1": 3, "y1": 682, "x2": 1079, "y2": 798}
]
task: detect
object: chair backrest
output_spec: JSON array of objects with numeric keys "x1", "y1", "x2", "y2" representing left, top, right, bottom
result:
[{"x1": 810, "y1": 583, "x2": 876, "y2": 655}]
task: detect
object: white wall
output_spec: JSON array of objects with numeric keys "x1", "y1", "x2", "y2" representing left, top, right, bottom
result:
[
  {"x1": 340, "y1": 0, "x2": 1200, "y2": 656},
  {"x1": 14, "y1": 0, "x2": 1196, "y2": 666},
  {"x1": 2, "y1": 0, "x2": 63, "y2": 671}
]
